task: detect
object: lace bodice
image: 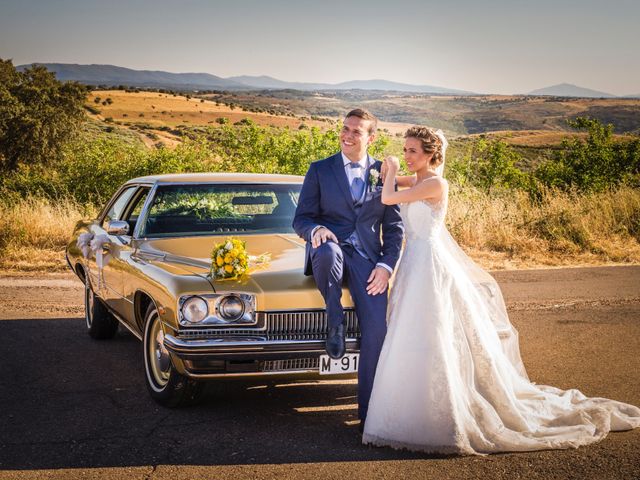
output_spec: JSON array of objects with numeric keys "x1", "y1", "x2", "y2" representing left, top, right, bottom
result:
[{"x1": 400, "y1": 199, "x2": 448, "y2": 241}]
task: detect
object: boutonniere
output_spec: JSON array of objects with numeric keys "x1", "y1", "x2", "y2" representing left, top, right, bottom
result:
[{"x1": 368, "y1": 169, "x2": 380, "y2": 190}]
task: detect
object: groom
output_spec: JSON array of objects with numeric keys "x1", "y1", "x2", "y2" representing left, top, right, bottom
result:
[{"x1": 293, "y1": 108, "x2": 403, "y2": 428}]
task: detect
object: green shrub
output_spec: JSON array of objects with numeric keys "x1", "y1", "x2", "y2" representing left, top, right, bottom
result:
[
  {"x1": 446, "y1": 138, "x2": 526, "y2": 193},
  {"x1": 534, "y1": 117, "x2": 640, "y2": 192},
  {"x1": 0, "y1": 136, "x2": 216, "y2": 204},
  {"x1": 200, "y1": 122, "x2": 388, "y2": 176}
]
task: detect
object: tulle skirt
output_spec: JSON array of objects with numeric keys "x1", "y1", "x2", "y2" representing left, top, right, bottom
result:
[{"x1": 362, "y1": 234, "x2": 640, "y2": 455}]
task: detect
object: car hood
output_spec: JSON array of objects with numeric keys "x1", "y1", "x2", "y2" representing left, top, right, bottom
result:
[{"x1": 137, "y1": 234, "x2": 354, "y2": 310}]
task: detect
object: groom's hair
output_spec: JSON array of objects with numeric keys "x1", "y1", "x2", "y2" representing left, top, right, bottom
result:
[{"x1": 345, "y1": 108, "x2": 378, "y2": 135}]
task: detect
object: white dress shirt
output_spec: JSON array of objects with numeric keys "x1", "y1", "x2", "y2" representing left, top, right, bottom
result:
[{"x1": 342, "y1": 152, "x2": 368, "y2": 196}]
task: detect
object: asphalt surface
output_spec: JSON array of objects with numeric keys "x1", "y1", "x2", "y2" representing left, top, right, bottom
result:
[{"x1": 0, "y1": 266, "x2": 639, "y2": 479}]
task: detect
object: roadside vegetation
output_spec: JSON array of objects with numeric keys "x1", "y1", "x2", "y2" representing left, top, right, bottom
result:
[{"x1": 1, "y1": 60, "x2": 639, "y2": 271}]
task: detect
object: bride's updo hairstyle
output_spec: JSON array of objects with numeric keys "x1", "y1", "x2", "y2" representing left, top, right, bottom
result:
[{"x1": 405, "y1": 126, "x2": 444, "y2": 168}]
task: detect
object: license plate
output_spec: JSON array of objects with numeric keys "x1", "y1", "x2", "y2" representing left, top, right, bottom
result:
[{"x1": 319, "y1": 353, "x2": 359, "y2": 375}]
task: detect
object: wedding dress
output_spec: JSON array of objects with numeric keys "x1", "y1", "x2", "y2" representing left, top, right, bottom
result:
[{"x1": 362, "y1": 194, "x2": 640, "y2": 455}]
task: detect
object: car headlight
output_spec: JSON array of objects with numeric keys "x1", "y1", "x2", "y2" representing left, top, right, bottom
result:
[
  {"x1": 181, "y1": 296, "x2": 209, "y2": 323},
  {"x1": 217, "y1": 295, "x2": 245, "y2": 321},
  {"x1": 178, "y1": 292, "x2": 255, "y2": 326}
]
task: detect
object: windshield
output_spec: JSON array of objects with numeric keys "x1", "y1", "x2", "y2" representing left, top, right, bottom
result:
[{"x1": 142, "y1": 183, "x2": 301, "y2": 237}]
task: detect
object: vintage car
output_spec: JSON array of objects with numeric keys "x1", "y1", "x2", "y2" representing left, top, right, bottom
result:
[{"x1": 66, "y1": 173, "x2": 360, "y2": 407}]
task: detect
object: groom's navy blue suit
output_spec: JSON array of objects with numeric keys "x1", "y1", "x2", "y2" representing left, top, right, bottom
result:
[{"x1": 293, "y1": 152, "x2": 403, "y2": 421}]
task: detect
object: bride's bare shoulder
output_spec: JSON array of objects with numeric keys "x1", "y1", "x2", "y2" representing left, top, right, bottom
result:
[
  {"x1": 421, "y1": 176, "x2": 448, "y2": 203},
  {"x1": 423, "y1": 175, "x2": 448, "y2": 190}
]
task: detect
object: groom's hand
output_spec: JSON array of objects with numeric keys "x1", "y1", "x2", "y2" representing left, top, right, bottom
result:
[
  {"x1": 311, "y1": 226, "x2": 338, "y2": 249},
  {"x1": 366, "y1": 267, "x2": 390, "y2": 295}
]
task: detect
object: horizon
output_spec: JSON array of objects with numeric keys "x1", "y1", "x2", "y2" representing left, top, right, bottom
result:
[
  {"x1": 1, "y1": 0, "x2": 639, "y2": 96},
  {"x1": 8, "y1": 62, "x2": 627, "y2": 96}
]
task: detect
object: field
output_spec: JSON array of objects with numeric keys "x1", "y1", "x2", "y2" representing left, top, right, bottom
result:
[
  {"x1": 86, "y1": 90, "x2": 640, "y2": 149},
  {"x1": 201, "y1": 90, "x2": 640, "y2": 136},
  {"x1": 87, "y1": 90, "x2": 336, "y2": 147},
  {"x1": 86, "y1": 90, "x2": 417, "y2": 146}
]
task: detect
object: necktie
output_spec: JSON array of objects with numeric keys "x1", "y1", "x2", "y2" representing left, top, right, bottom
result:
[{"x1": 349, "y1": 163, "x2": 365, "y2": 201}]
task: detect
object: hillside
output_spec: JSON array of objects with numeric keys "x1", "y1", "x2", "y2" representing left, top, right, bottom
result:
[
  {"x1": 202, "y1": 90, "x2": 640, "y2": 135},
  {"x1": 84, "y1": 90, "x2": 639, "y2": 150},
  {"x1": 85, "y1": 90, "x2": 338, "y2": 147}
]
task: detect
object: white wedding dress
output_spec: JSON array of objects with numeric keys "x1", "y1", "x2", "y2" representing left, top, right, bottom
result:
[{"x1": 362, "y1": 195, "x2": 640, "y2": 455}]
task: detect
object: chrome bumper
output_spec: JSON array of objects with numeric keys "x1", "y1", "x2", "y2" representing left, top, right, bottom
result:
[
  {"x1": 163, "y1": 334, "x2": 360, "y2": 378},
  {"x1": 164, "y1": 334, "x2": 359, "y2": 358}
]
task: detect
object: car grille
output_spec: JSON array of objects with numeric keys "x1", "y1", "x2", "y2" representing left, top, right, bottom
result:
[
  {"x1": 178, "y1": 309, "x2": 360, "y2": 341},
  {"x1": 262, "y1": 358, "x2": 319, "y2": 371}
]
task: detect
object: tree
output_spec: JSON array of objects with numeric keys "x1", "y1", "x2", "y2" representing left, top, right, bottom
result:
[{"x1": 0, "y1": 59, "x2": 88, "y2": 171}]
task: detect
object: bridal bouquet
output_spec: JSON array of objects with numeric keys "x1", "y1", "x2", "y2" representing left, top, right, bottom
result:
[{"x1": 210, "y1": 237, "x2": 270, "y2": 280}]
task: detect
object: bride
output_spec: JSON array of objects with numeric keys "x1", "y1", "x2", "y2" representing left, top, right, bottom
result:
[{"x1": 362, "y1": 126, "x2": 640, "y2": 454}]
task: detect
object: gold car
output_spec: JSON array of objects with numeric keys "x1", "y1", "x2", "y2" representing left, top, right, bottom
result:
[{"x1": 66, "y1": 173, "x2": 360, "y2": 407}]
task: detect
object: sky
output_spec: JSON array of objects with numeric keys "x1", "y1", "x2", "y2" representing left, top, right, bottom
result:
[{"x1": 1, "y1": 0, "x2": 639, "y2": 95}]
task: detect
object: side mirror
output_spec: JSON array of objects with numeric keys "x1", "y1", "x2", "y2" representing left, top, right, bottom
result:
[{"x1": 106, "y1": 220, "x2": 130, "y2": 236}]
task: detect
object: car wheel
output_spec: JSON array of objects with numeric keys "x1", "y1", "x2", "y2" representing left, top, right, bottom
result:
[
  {"x1": 84, "y1": 276, "x2": 118, "y2": 339},
  {"x1": 143, "y1": 303, "x2": 204, "y2": 407}
]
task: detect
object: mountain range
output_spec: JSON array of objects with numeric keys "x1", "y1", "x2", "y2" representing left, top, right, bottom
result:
[
  {"x1": 16, "y1": 63, "x2": 638, "y2": 98},
  {"x1": 527, "y1": 83, "x2": 615, "y2": 98},
  {"x1": 227, "y1": 75, "x2": 474, "y2": 94},
  {"x1": 17, "y1": 63, "x2": 474, "y2": 95}
]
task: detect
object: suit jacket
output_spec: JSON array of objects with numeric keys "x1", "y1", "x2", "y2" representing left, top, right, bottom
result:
[{"x1": 293, "y1": 152, "x2": 404, "y2": 276}]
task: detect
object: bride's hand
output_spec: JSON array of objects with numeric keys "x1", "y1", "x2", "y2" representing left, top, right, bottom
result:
[{"x1": 383, "y1": 156, "x2": 400, "y2": 178}]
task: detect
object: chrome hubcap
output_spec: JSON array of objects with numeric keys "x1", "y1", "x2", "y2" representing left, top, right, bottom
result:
[{"x1": 148, "y1": 314, "x2": 170, "y2": 387}]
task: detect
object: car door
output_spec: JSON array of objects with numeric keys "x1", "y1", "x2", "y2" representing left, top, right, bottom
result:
[
  {"x1": 100, "y1": 186, "x2": 151, "y2": 322},
  {"x1": 109, "y1": 186, "x2": 152, "y2": 329},
  {"x1": 88, "y1": 186, "x2": 138, "y2": 306}
]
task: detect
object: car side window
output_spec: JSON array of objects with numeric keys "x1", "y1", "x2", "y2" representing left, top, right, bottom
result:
[
  {"x1": 121, "y1": 188, "x2": 151, "y2": 234},
  {"x1": 102, "y1": 186, "x2": 138, "y2": 228},
  {"x1": 126, "y1": 189, "x2": 150, "y2": 219}
]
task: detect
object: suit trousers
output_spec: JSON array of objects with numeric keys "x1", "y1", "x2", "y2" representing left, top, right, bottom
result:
[{"x1": 310, "y1": 241, "x2": 388, "y2": 420}]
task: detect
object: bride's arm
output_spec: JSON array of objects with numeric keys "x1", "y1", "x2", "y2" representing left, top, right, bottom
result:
[
  {"x1": 381, "y1": 156, "x2": 447, "y2": 205},
  {"x1": 394, "y1": 175, "x2": 416, "y2": 188}
]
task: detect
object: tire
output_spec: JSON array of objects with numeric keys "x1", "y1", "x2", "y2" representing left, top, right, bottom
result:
[
  {"x1": 84, "y1": 276, "x2": 119, "y2": 340},
  {"x1": 143, "y1": 303, "x2": 204, "y2": 407}
]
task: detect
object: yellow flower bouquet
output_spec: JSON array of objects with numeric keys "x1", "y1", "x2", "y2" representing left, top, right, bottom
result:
[{"x1": 210, "y1": 237, "x2": 269, "y2": 280}]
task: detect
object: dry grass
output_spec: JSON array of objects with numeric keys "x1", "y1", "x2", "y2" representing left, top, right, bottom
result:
[
  {"x1": 0, "y1": 198, "x2": 96, "y2": 272},
  {"x1": 447, "y1": 186, "x2": 640, "y2": 269},
  {"x1": 1, "y1": 189, "x2": 639, "y2": 273}
]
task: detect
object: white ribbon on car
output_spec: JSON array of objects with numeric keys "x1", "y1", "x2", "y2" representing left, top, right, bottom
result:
[{"x1": 76, "y1": 232, "x2": 112, "y2": 290}]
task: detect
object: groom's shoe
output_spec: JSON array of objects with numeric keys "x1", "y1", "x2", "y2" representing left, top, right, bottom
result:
[{"x1": 326, "y1": 324, "x2": 345, "y2": 359}]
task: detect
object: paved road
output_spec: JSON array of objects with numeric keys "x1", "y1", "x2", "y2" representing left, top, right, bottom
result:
[{"x1": 0, "y1": 266, "x2": 639, "y2": 479}]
